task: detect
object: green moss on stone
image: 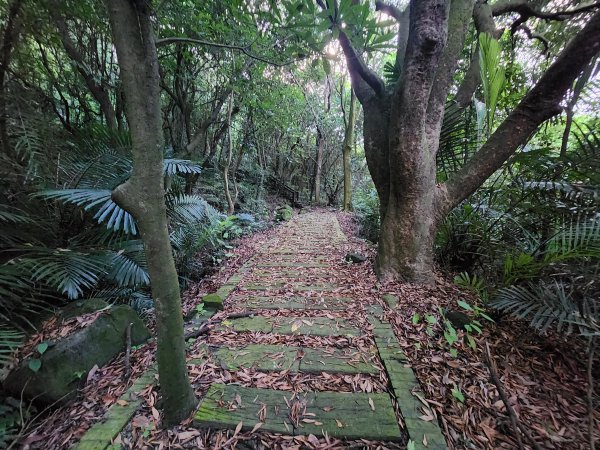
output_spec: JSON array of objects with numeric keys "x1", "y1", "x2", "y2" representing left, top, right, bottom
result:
[{"x1": 202, "y1": 293, "x2": 224, "y2": 310}]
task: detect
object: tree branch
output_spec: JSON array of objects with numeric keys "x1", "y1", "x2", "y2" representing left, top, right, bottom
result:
[
  {"x1": 492, "y1": 0, "x2": 600, "y2": 21},
  {"x1": 338, "y1": 30, "x2": 385, "y2": 99},
  {"x1": 439, "y1": 9, "x2": 600, "y2": 213},
  {"x1": 375, "y1": 1, "x2": 403, "y2": 20},
  {"x1": 155, "y1": 37, "x2": 298, "y2": 67}
]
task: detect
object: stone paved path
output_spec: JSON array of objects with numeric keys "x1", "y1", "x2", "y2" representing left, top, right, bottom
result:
[{"x1": 192, "y1": 212, "x2": 447, "y2": 448}]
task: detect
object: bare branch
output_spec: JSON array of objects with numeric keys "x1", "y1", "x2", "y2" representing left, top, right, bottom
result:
[
  {"x1": 514, "y1": 24, "x2": 549, "y2": 53},
  {"x1": 155, "y1": 37, "x2": 299, "y2": 67},
  {"x1": 492, "y1": 0, "x2": 600, "y2": 21}
]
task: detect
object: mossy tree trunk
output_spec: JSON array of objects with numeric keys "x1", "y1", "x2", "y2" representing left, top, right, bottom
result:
[
  {"x1": 331, "y1": 0, "x2": 600, "y2": 283},
  {"x1": 342, "y1": 88, "x2": 357, "y2": 212},
  {"x1": 104, "y1": 0, "x2": 196, "y2": 426},
  {"x1": 223, "y1": 93, "x2": 235, "y2": 215}
]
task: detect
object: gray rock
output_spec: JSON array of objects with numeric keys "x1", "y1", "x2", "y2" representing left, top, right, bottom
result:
[
  {"x1": 345, "y1": 252, "x2": 367, "y2": 263},
  {"x1": 444, "y1": 309, "x2": 472, "y2": 331},
  {"x1": 4, "y1": 305, "x2": 150, "y2": 404}
]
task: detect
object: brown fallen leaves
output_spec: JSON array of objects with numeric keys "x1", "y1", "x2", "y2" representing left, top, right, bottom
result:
[{"x1": 13, "y1": 208, "x2": 598, "y2": 449}]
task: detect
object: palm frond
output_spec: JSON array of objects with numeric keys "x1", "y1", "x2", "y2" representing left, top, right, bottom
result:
[
  {"x1": 11, "y1": 248, "x2": 110, "y2": 299},
  {"x1": 166, "y1": 194, "x2": 209, "y2": 224},
  {"x1": 36, "y1": 189, "x2": 138, "y2": 235},
  {"x1": 479, "y1": 32, "x2": 506, "y2": 133},
  {"x1": 0, "y1": 326, "x2": 25, "y2": 367},
  {"x1": 106, "y1": 240, "x2": 149, "y2": 287},
  {"x1": 164, "y1": 159, "x2": 202, "y2": 176},
  {"x1": 492, "y1": 282, "x2": 600, "y2": 336}
]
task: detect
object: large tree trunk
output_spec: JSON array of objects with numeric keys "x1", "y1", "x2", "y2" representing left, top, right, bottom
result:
[
  {"x1": 104, "y1": 0, "x2": 196, "y2": 426},
  {"x1": 333, "y1": 0, "x2": 600, "y2": 284},
  {"x1": 342, "y1": 88, "x2": 357, "y2": 211}
]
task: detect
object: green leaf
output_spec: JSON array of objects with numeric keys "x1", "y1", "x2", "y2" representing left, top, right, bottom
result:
[
  {"x1": 322, "y1": 58, "x2": 331, "y2": 75},
  {"x1": 457, "y1": 300, "x2": 473, "y2": 311},
  {"x1": 412, "y1": 313, "x2": 420, "y2": 325},
  {"x1": 28, "y1": 358, "x2": 42, "y2": 373},
  {"x1": 467, "y1": 334, "x2": 477, "y2": 350},
  {"x1": 451, "y1": 388, "x2": 465, "y2": 403},
  {"x1": 407, "y1": 440, "x2": 416, "y2": 450},
  {"x1": 36, "y1": 342, "x2": 48, "y2": 355},
  {"x1": 425, "y1": 314, "x2": 437, "y2": 325}
]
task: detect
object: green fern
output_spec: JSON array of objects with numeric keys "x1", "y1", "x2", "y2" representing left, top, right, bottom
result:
[{"x1": 492, "y1": 282, "x2": 599, "y2": 336}]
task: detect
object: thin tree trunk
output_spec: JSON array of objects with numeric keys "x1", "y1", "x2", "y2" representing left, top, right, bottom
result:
[
  {"x1": 314, "y1": 127, "x2": 324, "y2": 204},
  {"x1": 0, "y1": 0, "x2": 22, "y2": 158},
  {"x1": 104, "y1": 0, "x2": 196, "y2": 426},
  {"x1": 342, "y1": 89, "x2": 357, "y2": 211},
  {"x1": 223, "y1": 94, "x2": 235, "y2": 215}
]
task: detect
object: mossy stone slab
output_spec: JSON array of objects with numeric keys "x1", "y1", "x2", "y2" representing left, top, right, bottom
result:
[
  {"x1": 194, "y1": 384, "x2": 401, "y2": 441},
  {"x1": 299, "y1": 347, "x2": 379, "y2": 375},
  {"x1": 216, "y1": 316, "x2": 361, "y2": 337},
  {"x1": 232, "y1": 296, "x2": 351, "y2": 311},
  {"x1": 211, "y1": 345, "x2": 300, "y2": 372},
  {"x1": 194, "y1": 384, "x2": 294, "y2": 434},
  {"x1": 202, "y1": 293, "x2": 224, "y2": 310},
  {"x1": 242, "y1": 283, "x2": 340, "y2": 292},
  {"x1": 273, "y1": 317, "x2": 361, "y2": 337},
  {"x1": 240, "y1": 297, "x2": 307, "y2": 310},
  {"x1": 295, "y1": 391, "x2": 401, "y2": 441},
  {"x1": 215, "y1": 316, "x2": 273, "y2": 333},
  {"x1": 254, "y1": 262, "x2": 328, "y2": 268},
  {"x1": 209, "y1": 344, "x2": 377, "y2": 375}
]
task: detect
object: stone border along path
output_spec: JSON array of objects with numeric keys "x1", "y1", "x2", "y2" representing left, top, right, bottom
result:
[{"x1": 74, "y1": 212, "x2": 446, "y2": 449}]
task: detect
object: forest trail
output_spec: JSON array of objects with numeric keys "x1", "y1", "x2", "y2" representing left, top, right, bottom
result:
[{"x1": 190, "y1": 212, "x2": 446, "y2": 447}]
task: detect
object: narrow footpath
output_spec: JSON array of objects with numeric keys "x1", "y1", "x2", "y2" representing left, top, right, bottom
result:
[{"x1": 190, "y1": 212, "x2": 446, "y2": 448}]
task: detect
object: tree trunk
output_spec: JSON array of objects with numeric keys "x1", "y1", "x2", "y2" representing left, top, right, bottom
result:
[
  {"x1": 104, "y1": 0, "x2": 196, "y2": 426},
  {"x1": 223, "y1": 94, "x2": 235, "y2": 215},
  {"x1": 0, "y1": 0, "x2": 22, "y2": 158},
  {"x1": 314, "y1": 127, "x2": 324, "y2": 204},
  {"x1": 332, "y1": 0, "x2": 600, "y2": 284},
  {"x1": 342, "y1": 88, "x2": 357, "y2": 211}
]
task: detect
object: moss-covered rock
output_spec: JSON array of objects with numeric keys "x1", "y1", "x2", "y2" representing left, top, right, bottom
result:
[
  {"x1": 275, "y1": 205, "x2": 293, "y2": 221},
  {"x1": 59, "y1": 298, "x2": 110, "y2": 320},
  {"x1": 4, "y1": 305, "x2": 150, "y2": 404},
  {"x1": 202, "y1": 293, "x2": 224, "y2": 311}
]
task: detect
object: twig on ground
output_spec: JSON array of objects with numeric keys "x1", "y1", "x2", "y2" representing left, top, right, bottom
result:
[
  {"x1": 484, "y1": 342, "x2": 541, "y2": 450},
  {"x1": 184, "y1": 311, "x2": 255, "y2": 340},
  {"x1": 587, "y1": 337, "x2": 597, "y2": 450}
]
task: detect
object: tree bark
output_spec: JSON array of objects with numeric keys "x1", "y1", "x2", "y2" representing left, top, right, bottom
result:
[
  {"x1": 0, "y1": 0, "x2": 22, "y2": 158},
  {"x1": 223, "y1": 94, "x2": 235, "y2": 215},
  {"x1": 335, "y1": 0, "x2": 600, "y2": 283},
  {"x1": 50, "y1": 6, "x2": 118, "y2": 129},
  {"x1": 313, "y1": 127, "x2": 324, "y2": 204},
  {"x1": 342, "y1": 88, "x2": 357, "y2": 211},
  {"x1": 104, "y1": 0, "x2": 196, "y2": 426}
]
